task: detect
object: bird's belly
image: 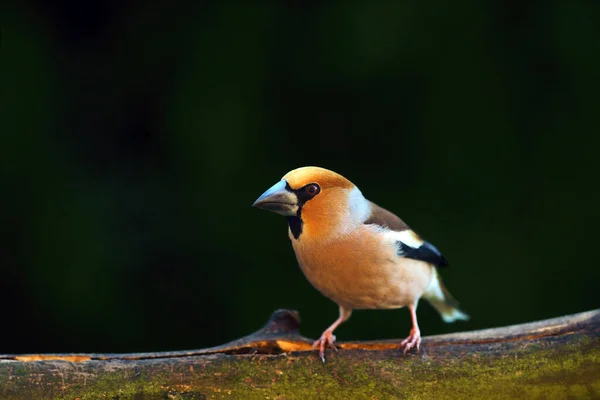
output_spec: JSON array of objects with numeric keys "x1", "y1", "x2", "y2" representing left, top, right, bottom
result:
[{"x1": 292, "y1": 236, "x2": 433, "y2": 310}]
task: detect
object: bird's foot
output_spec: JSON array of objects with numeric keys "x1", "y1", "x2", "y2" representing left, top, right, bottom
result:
[
  {"x1": 312, "y1": 330, "x2": 337, "y2": 363},
  {"x1": 400, "y1": 327, "x2": 421, "y2": 354}
]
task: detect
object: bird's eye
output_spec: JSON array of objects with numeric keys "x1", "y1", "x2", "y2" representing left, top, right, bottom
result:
[{"x1": 305, "y1": 184, "x2": 320, "y2": 196}]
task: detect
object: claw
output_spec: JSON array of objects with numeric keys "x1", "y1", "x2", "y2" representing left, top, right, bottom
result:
[
  {"x1": 311, "y1": 307, "x2": 352, "y2": 363},
  {"x1": 313, "y1": 331, "x2": 337, "y2": 363},
  {"x1": 400, "y1": 328, "x2": 421, "y2": 354}
]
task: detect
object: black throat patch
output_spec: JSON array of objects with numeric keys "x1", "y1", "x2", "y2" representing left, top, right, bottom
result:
[
  {"x1": 287, "y1": 215, "x2": 303, "y2": 239},
  {"x1": 284, "y1": 182, "x2": 316, "y2": 240}
]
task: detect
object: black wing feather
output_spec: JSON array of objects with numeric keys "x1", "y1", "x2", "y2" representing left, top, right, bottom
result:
[
  {"x1": 396, "y1": 240, "x2": 449, "y2": 268},
  {"x1": 363, "y1": 201, "x2": 449, "y2": 268}
]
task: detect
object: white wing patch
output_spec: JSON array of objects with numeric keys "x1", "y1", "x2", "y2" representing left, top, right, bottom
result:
[{"x1": 383, "y1": 229, "x2": 424, "y2": 249}]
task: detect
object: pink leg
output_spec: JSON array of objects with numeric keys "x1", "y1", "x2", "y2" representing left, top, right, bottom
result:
[
  {"x1": 400, "y1": 304, "x2": 421, "y2": 354},
  {"x1": 313, "y1": 306, "x2": 352, "y2": 363}
]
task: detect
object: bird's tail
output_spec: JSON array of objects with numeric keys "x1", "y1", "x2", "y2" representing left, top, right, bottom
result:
[{"x1": 423, "y1": 269, "x2": 470, "y2": 323}]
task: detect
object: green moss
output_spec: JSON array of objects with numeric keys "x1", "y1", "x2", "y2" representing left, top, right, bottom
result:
[{"x1": 2, "y1": 337, "x2": 599, "y2": 400}]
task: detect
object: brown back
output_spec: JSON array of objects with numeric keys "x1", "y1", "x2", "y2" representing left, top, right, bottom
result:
[{"x1": 364, "y1": 202, "x2": 410, "y2": 232}]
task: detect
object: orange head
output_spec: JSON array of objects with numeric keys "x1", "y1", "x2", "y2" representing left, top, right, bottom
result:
[{"x1": 253, "y1": 167, "x2": 370, "y2": 240}]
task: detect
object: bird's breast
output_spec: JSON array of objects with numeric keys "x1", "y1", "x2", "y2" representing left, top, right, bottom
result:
[{"x1": 290, "y1": 226, "x2": 433, "y2": 309}]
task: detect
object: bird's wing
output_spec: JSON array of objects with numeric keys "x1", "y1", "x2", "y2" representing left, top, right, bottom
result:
[
  {"x1": 365, "y1": 202, "x2": 449, "y2": 268},
  {"x1": 395, "y1": 239, "x2": 449, "y2": 267},
  {"x1": 364, "y1": 201, "x2": 410, "y2": 230}
]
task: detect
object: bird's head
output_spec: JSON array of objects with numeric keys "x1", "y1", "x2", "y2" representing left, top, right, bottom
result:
[{"x1": 252, "y1": 166, "x2": 370, "y2": 240}]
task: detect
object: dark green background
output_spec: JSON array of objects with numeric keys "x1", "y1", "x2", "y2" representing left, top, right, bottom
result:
[{"x1": 1, "y1": 1, "x2": 599, "y2": 354}]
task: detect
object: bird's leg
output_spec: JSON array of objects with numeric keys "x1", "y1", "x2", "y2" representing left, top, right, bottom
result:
[
  {"x1": 313, "y1": 306, "x2": 352, "y2": 363},
  {"x1": 400, "y1": 304, "x2": 421, "y2": 354}
]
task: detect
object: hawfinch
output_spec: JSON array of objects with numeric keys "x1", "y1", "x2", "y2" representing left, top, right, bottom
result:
[{"x1": 253, "y1": 166, "x2": 469, "y2": 362}]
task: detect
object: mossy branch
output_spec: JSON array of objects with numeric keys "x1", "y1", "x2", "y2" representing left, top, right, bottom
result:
[{"x1": 1, "y1": 309, "x2": 599, "y2": 399}]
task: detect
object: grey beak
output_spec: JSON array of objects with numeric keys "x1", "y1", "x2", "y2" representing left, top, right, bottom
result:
[{"x1": 252, "y1": 180, "x2": 299, "y2": 216}]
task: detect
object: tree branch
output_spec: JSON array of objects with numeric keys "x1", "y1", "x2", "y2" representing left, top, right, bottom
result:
[{"x1": 1, "y1": 309, "x2": 599, "y2": 399}]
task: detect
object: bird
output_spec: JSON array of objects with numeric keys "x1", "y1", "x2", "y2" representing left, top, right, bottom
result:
[{"x1": 252, "y1": 166, "x2": 469, "y2": 362}]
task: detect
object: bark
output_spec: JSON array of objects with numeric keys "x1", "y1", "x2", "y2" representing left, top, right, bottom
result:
[{"x1": 1, "y1": 309, "x2": 599, "y2": 399}]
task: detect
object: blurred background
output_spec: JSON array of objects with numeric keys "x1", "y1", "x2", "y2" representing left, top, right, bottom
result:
[{"x1": 1, "y1": 1, "x2": 599, "y2": 354}]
